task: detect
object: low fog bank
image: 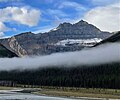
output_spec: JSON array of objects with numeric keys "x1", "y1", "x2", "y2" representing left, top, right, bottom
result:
[{"x1": 0, "y1": 43, "x2": 120, "y2": 71}]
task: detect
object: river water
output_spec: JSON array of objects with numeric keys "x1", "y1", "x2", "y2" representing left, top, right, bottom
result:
[{"x1": 0, "y1": 92, "x2": 81, "y2": 100}]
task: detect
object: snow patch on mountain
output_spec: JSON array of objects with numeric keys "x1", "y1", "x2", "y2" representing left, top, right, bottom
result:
[{"x1": 55, "y1": 38, "x2": 102, "y2": 47}]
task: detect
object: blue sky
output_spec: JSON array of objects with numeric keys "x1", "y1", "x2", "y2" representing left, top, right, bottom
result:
[{"x1": 0, "y1": 0, "x2": 119, "y2": 37}]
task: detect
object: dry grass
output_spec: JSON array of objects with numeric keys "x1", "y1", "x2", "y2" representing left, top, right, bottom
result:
[
  {"x1": 34, "y1": 86, "x2": 120, "y2": 99},
  {"x1": 0, "y1": 86, "x2": 14, "y2": 90}
]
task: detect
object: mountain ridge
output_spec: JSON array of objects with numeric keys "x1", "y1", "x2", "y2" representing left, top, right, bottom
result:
[
  {"x1": 0, "y1": 20, "x2": 112, "y2": 56},
  {"x1": 94, "y1": 31, "x2": 120, "y2": 46}
]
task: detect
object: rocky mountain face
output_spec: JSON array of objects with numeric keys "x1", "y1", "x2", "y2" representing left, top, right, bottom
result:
[
  {"x1": 94, "y1": 31, "x2": 120, "y2": 46},
  {"x1": 0, "y1": 20, "x2": 112, "y2": 56},
  {"x1": 0, "y1": 43, "x2": 18, "y2": 58}
]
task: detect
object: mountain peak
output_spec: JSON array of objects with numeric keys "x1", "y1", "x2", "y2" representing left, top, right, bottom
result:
[
  {"x1": 75, "y1": 20, "x2": 89, "y2": 25},
  {"x1": 57, "y1": 22, "x2": 72, "y2": 28},
  {"x1": 13, "y1": 32, "x2": 35, "y2": 39},
  {"x1": 58, "y1": 20, "x2": 88, "y2": 28},
  {"x1": 15, "y1": 32, "x2": 34, "y2": 37}
]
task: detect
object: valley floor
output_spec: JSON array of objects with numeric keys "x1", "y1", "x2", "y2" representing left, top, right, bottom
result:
[
  {"x1": 33, "y1": 86, "x2": 120, "y2": 99},
  {"x1": 0, "y1": 86, "x2": 120, "y2": 99}
]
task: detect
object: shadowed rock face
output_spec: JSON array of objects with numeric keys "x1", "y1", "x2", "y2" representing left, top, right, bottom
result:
[
  {"x1": 101, "y1": 31, "x2": 120, "y2": 42},
  {"x1": 94, "y1": 31, "x2": 120, "y2": 46},
  {"x1": 0, "y1": 20, "x2": 111, "y2": 56},
  {"x1": 0, "y1": 43, "x2": 18, "y2": 58}
]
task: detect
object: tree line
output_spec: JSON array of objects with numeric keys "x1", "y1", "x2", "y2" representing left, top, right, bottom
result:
[{"x1": 0, "y1": 63, "x2": 120, "y2": 89}]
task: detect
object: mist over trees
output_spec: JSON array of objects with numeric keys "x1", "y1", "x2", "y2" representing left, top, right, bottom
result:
[
  {"x1": 0, "y1": 42, "x2": 120, "y2": 89},
  {"x1": 0, "y1": 63, "x2": 120, "y2": 89},
  {"x1": 0, "y1": 43, "x2": 120, "y2": 71}
]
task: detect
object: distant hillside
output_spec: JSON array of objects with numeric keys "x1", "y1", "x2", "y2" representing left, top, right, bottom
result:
[
  {"x1": 0, "y1": 43, "x2": 18, "y2": 58},
  {"x1": 0, "y1": 20, "x2": 111, "y2": 56},
  {"x1": 94, "y1": 31, "x2": 120, "y2": 46}
]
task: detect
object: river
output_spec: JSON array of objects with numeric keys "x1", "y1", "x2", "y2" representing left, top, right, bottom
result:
[
  {"x1": 0, "y1": 92, "x2": 81, "y2": 100},
  {"x1": 0, "y1": 89, "x2": 105, "y2": 100}
]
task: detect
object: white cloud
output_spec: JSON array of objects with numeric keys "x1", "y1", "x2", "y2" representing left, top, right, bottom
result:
[
  {"x1": 0, "y1": 6, "x2": 40, "y2": 37},
  {"x1": 0, "y1": 0, "x2": 20, "y2": 2},
  {"x1": 0, "y1": 22, "x2": 9, "y2": 32},
  {"x1": 33, "y1": 25, "x2": 56, "y2": 33},
  {"x1": 84, "y1": 3, "x2": 120, "y2": 32},
  {"x1": 90, "y1": 0, "x2": 119, "y2": 6},
  {"x1": 59, "y1": 1, "x2": 86, "y2": 11},
  {"x1": 12, "y1": 7, "x2": 41, "y2": 26},
  {"x1": 0, "y1": 22, "x2": 15, "y2": 38},
  {"x1": 0, "y1": 7, "x2": 41, "y2": 27},
  {"x1": 0, "y1": 32, "x2": 4, "y2": 38}
]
